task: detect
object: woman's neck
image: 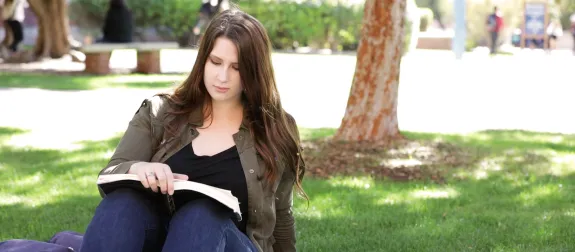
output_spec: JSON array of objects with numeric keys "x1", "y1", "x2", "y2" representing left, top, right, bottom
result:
[{"x1": 207, "y1": 99, "x2": 244, "y2": 128}]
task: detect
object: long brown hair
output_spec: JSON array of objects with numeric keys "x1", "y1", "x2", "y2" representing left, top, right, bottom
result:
[{"x1": 161, "y1": 9, "x2": 306, "y2": 198}]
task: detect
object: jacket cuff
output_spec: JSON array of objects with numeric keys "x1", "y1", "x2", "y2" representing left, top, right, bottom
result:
[
  {"x1": 99, "y1": 161, "x2": 139, "y2": 176},
  {"x1": 273, "y1": 208, "x2": 296, "y2": 252},
  {"x1": 97, "y1": 161, "x2": 139, "y2": 198}
]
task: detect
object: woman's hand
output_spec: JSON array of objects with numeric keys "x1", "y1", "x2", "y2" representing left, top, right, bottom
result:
[{"x1": 128, "y1": 162, "x2": 189, "y2": 195}]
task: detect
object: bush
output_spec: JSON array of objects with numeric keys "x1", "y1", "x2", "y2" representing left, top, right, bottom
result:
[
  {"x1": 68, "y1": 0, "x2": 108, "y2": 30},
  {"x1": 69, "y1": 0, "x2": 363, "y2": 50},
  {"x1": 415, "y1": 0, "x2": 450, "y2": 27},
  {"x1": 69, "y1": 0, "x2": 201, "y2": 43},
  {"x1": 556, "y1": 1, "x2": 575, "y2": 31},
  {"x1": 418, "y1": 8, "x2": 433, "y2": 32},
  {"x1": 237, "y1": 1, "x2": 363, "y2": 50}
]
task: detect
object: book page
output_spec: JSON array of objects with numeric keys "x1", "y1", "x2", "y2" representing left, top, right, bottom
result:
[
  {"x1": 97, "y1": 174, "x2": 140, "y2": 184},
  {"x1": 173, "y1": 180, "x2": 241, "y2": 218}
]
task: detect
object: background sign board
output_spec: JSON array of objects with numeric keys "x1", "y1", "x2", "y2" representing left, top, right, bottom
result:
[{"x1": 520, "y1": 2, "x2": 549, "y2": 48}]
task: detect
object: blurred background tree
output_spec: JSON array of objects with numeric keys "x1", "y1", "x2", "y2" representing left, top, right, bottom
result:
[{"x1": 556, "y1": 0, "x2": 575, "y2": 28}]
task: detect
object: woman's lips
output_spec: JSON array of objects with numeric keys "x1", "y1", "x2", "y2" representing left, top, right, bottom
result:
[{"x1": 214, "y1": 86, "x2": 230, "y2": 93}]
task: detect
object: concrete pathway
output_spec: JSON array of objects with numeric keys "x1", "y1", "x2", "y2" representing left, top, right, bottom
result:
[{"x1": 1, "y1": 49, "x2": 574, "y2": 149}]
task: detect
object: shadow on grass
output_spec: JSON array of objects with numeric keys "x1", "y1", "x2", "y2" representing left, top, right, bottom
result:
[
  {"x1": 405, "y1": 129, "x2": 575, "y2": 154},
  {"x1": 402, "y1": 129, "x2": 575, "y2": 179},
  {"x1": 2, "y1": 126, "x2": 575, "y2": 251},
  {"x1": 0, "y1": 127, "x2": 122, "y2": 240},
  {"x1": 0, "y1": 195, "x2": 100, "y2": 241},
  {"x1": 295, "y1": 174, "x2": 575, "y2": 251},
  {"x1": 294, "y1": 128, "x2": 575, "y2": 250},
  {"x1": 0, "y1": 134, "x2": 123, "y2": 182},
  {"x1": 0, "y1": 72, "x2": 185, "y2": 91}
]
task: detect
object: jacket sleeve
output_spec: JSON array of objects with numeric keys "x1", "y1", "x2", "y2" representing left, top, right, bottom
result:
[
  {"x1": 97, "y1": 99, "x2": 156, "y2": 197},
  {"x1": 273, "y1": 114, "x2": 304, "y2": 252},
  {"x1": 273, "y1": 169, "x2": 296, "y2": 252}
]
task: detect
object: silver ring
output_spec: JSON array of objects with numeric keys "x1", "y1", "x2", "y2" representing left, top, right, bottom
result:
[{"x1": 146, "y1": 172, "x2": 155, "y2": 177}]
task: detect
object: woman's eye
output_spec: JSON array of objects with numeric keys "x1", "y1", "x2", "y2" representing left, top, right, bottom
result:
[{"x1": 211, "y1": 59, "x2": 221, "y2": 65}]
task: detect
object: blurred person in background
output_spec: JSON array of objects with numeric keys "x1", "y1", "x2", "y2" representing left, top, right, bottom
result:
[
  {"x1": 193, "y1": 0, "x2": 230, "y2": 36},
  {"x1": 1, "y1": 0, "x2": 26, "y2": 55},
  {"x1": 98, "y1": 0, "x2": 133, "y2": 43},
  {"x1": 486, "y1": 6, "x2": 504, "y2": 55}
]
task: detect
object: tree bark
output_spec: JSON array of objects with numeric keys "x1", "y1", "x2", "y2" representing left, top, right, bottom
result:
[
  {"x1": 1, "y1": 5, "x2": 14, "y2": 49},
  {"x1": 1, "y1": 22, "x2": 14, "y2": 49},
  {"x1": 28, "y1": 0, "x2": 70, "y2": 59},
  {"x1": 333, "y1": 0, "x2": 406, "y2": 142}
]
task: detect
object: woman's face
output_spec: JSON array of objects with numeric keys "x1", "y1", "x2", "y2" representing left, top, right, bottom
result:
[{"x1": 203, "y1": 37, "x2": 243, "y2": 104}]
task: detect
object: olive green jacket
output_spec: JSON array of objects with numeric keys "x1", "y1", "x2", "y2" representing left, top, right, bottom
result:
[{"x1": 97, "y1": 95, "x2": 302, "y2": 252}]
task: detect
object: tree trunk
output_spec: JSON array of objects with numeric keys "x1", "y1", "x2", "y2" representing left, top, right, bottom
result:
[
  {"x1": 333, "y1": 0, "x2": 406, "y2": 142},
  {"x1": 28, "y1": 0, "x2": 70, "y2": 59},
  {"x1": 1, "y1": 22, "x2": 14, "y2": 49},
  {"x1": 1, "y1": 5, "x2": 14, "y2": 49}
]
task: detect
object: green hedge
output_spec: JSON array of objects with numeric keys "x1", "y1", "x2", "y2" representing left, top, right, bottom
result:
[
  {"x1": 69, "y1": 0, "x2": 202, "y2": 43},
  {"x1": 69, "y1": 0, "x2": 419, "y2": 53},
  {"x1": 69, "y1": 0, "x2": 363, "y2": 50},
  {"x1": 237, "y1": 1, "x2": 363, "y2": 50}
]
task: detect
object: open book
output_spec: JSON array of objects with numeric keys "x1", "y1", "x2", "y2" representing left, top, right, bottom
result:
[{"x1": 97, "y1": 174, "x2": 242, "y2": 221}]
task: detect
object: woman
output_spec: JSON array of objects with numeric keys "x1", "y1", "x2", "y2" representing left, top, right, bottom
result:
[{"x1": 80, "y1": 8, "x2": 306, "y2": 252}]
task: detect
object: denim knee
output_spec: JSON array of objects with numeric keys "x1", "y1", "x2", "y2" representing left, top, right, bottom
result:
[
  {"x1": 94, "y1": 188, "x2": 159, "y2": 227},
  {"x1": 172, "y1": 198, "x2": 230, "y2": 224},
  {"x1": 82, "y1": 189, "x2": 164, "y2": 252},
  {"x1": 101, "y1": 189, "x2": 150, "y2": 209}
]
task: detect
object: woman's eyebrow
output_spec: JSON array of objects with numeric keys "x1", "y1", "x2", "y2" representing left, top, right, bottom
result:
[
  {"x1": 209, "y1": 54, "x2": 238, "y2": 64},
  {"x1": 209, "y1": 54, "x2": 222, "y2": 61}
]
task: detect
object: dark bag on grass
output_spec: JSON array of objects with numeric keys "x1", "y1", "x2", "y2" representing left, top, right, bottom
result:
[{"x1": 0, "y1": 230, "x2": 83, "y2": 252}]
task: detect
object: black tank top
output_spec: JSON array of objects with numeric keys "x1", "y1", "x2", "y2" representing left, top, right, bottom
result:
[{"x1": 164, "y1": 144, "x2": 249, "y2": 233}]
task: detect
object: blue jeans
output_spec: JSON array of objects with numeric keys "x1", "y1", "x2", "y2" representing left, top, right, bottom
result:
[
  {"x1": 490, "y1": 31, "x2": 499, "y2": 54},
  {"x1": 80, "y1": 189, "x2": 256, "y2": 252}
]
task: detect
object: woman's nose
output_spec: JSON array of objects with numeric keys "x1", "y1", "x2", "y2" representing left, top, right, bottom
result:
[{"x1": 217, "y1": 67, "x2": 228, "y2": 82}]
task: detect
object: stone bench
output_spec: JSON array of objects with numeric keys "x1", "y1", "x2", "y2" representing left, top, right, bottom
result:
[
  {"x1": 416, "y1": 33, "x2": 453, "y2": 50},
  {"x1": 80, "y1": 42, "x2": 180, "y2": 74}
]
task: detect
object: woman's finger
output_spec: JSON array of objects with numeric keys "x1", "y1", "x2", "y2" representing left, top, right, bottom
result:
[
  {"x1": 154, "y1": 166, "x2": 168, "y2": 194},
  {"x1": 163, "y1": 166, "x2": 175, "y2": 195},
  {"x1": 146, "y1": 170, "x2": 158, "y2": 193},
  {"x1": 173, "y1": 173, "x2": 189, "y2": 181},
  {"x1": 137, "y1": 169, "x2": 150, "y2": 188}
]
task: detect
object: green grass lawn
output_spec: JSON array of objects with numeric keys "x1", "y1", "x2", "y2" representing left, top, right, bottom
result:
[
  {"x1": 1, "y1": 125, "x2": 574, "y2": 251},
  {"x1": 0, "y1": 72, "x2": 185, "y2": 90}
]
